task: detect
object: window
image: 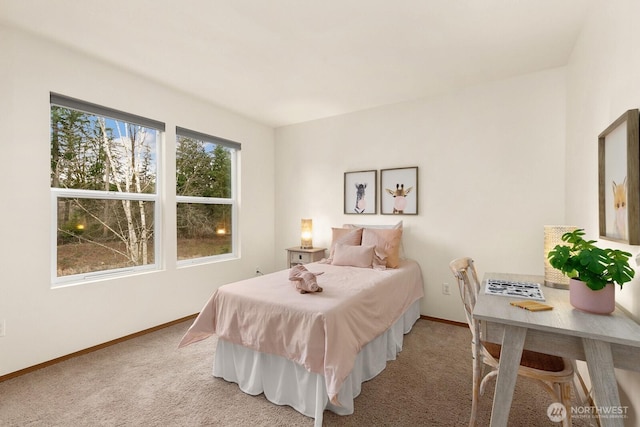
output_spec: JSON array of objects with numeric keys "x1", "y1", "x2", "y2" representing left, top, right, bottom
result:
[
  {"x1": 176, "y1": 127, "x2": 239, "y2": 263},
  {"x1": 50, "y1": 93, "x2": 163, "y2": 286}
]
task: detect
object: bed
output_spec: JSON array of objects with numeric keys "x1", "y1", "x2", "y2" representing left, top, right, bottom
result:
[{"x1": 179, "y1": 225, "x2": 424, "y2": 426}]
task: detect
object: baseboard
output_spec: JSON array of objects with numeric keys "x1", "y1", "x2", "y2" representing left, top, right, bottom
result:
[
  {"x1": 0, "y1": 314, "x2": 197, "y2": 383},
  {"x1": 420, "y1": 314, "x2": 466, "y2": 328}
]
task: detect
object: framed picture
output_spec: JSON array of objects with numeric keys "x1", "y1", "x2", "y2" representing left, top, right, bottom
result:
[
  {"x1": 598, "y1": 109, "x2": 640, "y2": 244},
  {"x1": 380, "y1": 167, "x2": 418, "y2": 215},
  {"x1": 344, "y1": 170, "x2": 377, "y2": 214}
]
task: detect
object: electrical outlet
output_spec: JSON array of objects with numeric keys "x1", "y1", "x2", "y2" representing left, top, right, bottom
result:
[
  {"x1": 0, "y1": 319, "x2": 5, "y2": 337},
  {"x1": 442, "y1": 283, "x2": 451, "y2": 295}
]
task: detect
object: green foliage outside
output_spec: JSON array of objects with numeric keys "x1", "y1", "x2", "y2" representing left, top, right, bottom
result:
[
  {"x1": 176, "y1": 136, "x2": 232, "y2": 240},
  {"x1": 51, "y1": 106, "x2": 233, "y2": 277}
]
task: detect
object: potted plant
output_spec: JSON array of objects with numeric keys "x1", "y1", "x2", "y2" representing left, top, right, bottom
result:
[{"x1": 547, "y1": 228, "x2": 635, "y2": 314}]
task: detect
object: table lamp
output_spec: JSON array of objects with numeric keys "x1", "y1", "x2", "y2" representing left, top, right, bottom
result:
[
  {"x1": 543, "y1": 225, "x2": 577, "y2": 289},
  {"x1": 301, "y1": 219, "x2": 313, "y2": 249}
]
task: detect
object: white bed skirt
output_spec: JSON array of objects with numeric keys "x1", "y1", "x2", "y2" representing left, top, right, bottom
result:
[{"x1": 213, "y1": 299, "x2": 421, "y2": 427}]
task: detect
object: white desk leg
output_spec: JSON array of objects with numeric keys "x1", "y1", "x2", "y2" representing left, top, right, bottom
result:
[
  {"x1": 582, "y1": 338, "x2": 624, "y2": 427},
  {"x1": 490, "y1": 324, "x2": 527, "y2": 427}
]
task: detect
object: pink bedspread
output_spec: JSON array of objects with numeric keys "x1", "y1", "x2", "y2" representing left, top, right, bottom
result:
[{"x1": 179, "y1": 259, "x2": 424, "y2": 404}]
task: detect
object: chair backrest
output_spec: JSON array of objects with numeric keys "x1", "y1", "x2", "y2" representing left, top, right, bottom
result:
[{"x1": 449, "y1": 257, "x2": 481, "y2": 331}]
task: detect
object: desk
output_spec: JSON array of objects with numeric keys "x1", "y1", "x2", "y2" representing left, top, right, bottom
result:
[{"x1": 473, "y1": 273, "x2": 640, "y2": 427}]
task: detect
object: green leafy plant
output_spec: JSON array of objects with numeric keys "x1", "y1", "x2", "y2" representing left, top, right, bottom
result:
[{"x1": 547, "y1": 229, "x2": 635, "y2": 290}]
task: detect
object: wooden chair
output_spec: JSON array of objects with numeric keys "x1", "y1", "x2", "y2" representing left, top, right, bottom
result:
[{"x1": 449, "y1": 257, "x2": 577, "y2": 427}]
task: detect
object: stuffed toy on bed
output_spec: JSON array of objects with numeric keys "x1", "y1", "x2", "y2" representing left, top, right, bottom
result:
[{"x1": 289, "y1": 264, "x2": 324, "y2": 294}]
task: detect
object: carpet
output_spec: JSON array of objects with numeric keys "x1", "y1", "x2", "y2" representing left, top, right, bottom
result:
[{"x1": 0, "y1": 318, "x2": 595, "y2": 426}]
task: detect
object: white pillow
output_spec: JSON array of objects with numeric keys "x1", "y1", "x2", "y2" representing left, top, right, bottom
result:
[
  {"x1": 331, "y1": 243, "x2": 375, "y2": 268},
  {"x1": 342, "y1": 220, "x2": 402, "y2": 230}
]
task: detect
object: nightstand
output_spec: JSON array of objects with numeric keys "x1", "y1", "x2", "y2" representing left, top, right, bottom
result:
[{"x1": 286, "y1": 247, "x2": 326, "y2": 268}]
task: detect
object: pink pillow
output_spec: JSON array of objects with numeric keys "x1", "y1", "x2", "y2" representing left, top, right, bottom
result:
[
  {"x1": 328, "y1": 227, "x2": 363, "y2": 260},
  {"x1": 331, "y1": 243, "x2": 374, "y2": 268},
  {"x1": 361, "y1": 228, "x2": 403, "y2": 268}
]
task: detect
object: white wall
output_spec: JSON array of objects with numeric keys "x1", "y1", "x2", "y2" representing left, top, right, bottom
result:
[
  {"x1": 0, "y1": 25, "x2": 276, "y2": 376},
  {"x1": 566, "y1": 0, "x2": 640, "y2": 319},
  {"x1": 566, "y1": 0, "x2": 640, "y2": 422},
  {"x1": 275, "y1": 67, "x2": 567, "y2": 322}
]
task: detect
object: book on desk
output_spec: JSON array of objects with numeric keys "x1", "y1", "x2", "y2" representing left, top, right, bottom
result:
[{"x1": 485, "y1": 278, "x2": 545, "y2": 301}]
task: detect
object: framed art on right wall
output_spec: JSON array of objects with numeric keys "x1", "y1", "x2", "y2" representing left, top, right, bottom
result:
[{"x1": 598, "y1": 108, "x2": 640, "y2": 244}]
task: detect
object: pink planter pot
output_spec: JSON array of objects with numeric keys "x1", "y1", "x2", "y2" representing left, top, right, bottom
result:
[{"x1": 569, "y1": 279, "x2": 615, "y2": 314}]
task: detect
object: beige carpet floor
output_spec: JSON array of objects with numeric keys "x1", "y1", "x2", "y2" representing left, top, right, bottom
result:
[{"x1": 0, "y1": 318, "x2": 596, "y2": 426}]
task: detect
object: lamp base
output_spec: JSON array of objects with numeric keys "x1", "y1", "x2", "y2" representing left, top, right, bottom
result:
[
  {"x1": 300, "y1": 245, "x2": 313, "y2": 249},
  {"x1": 544, "y1": 280, "x2": 569, "y2": 290}
]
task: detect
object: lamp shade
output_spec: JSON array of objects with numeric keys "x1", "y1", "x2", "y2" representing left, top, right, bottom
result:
[
  {"x1": 301, "y1": 219, "x2": 313, "y2": 249},
  {"x1": 544, "y1": 225, "x2": 578, "y2": 289}
]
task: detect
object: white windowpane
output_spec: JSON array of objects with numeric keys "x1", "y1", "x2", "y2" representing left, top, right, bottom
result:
[
  {"x1": 57, "y1": 197, "x2": 155, "y2": 277},
  {"x1": 176, "y1": 203, "x2": 232, "y2": 259},
  {"x1": 50, "y1": 100, "x2": 161, "y2": 284},
  {"x1": 176, "y1": 130, "x2": 237, "y2": 263}
]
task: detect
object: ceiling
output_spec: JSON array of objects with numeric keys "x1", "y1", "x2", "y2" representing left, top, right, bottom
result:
[{"x1": 0, "y1": 0, "x2": 590, "y2": 127}]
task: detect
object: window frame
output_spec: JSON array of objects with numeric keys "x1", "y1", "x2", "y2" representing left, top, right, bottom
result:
[
  {"x1": 175, "y1": 127, "x2": 240, "y2": 266},
  {"x1": 50, "y1": 93, "x2": 164, "y2": 287}
]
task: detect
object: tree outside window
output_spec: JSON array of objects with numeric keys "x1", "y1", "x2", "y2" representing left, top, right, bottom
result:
[
  {"x1": 50, "y1": 95, "x2": 161, "y2": 284},
  {"x1": 176, "y1": 128, "x2": 238, "y2": 262}
]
